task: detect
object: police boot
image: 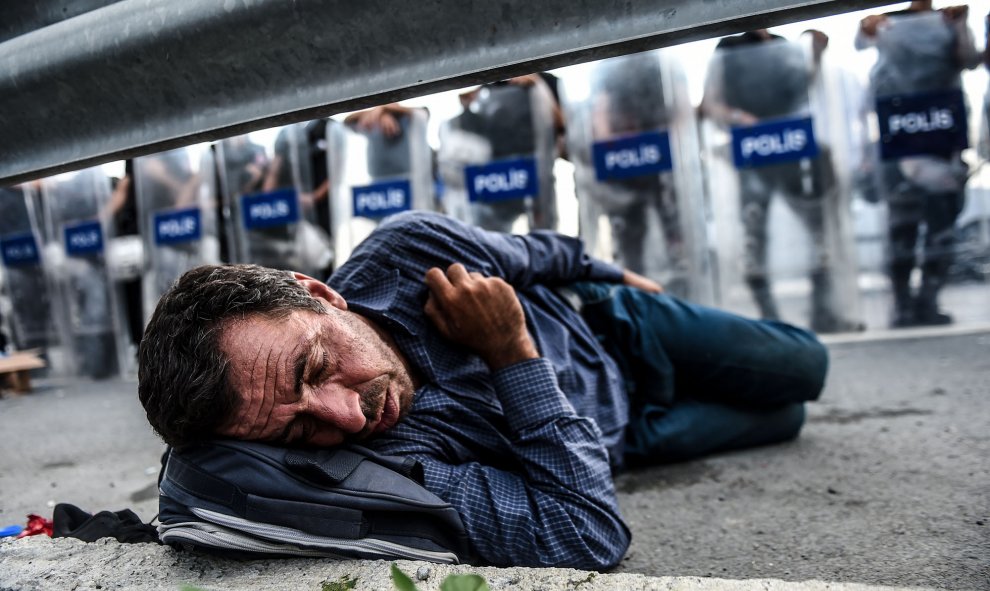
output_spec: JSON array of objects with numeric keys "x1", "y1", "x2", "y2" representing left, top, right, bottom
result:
[
  {"x1": 914, "y1": 266, "x2": 953, "y2": 326},
  {"x1": 746, "y1": 276, "x2": 780, "y2": 321},
  {"x1": 809, "y1": 270, "x2": 863, "y2": 334},
  {"x1": 889, "y1": 263, "x2": 916, "y2": 328}
]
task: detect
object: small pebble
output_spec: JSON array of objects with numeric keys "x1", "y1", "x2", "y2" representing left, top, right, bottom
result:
[{"x1": 416, "y1": 566, "x2": 431, "y2": 581}]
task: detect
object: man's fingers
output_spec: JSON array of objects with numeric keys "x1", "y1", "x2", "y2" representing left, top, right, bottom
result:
[
  {"x1": 445, "y1": 263, "x2": 471, "y2": 285},
  {"x1": 423, "y1": 294, "x2": 451, "y2": 335},
  {"x1": 424, "y1": 266, "x2": 455, "y2": 299},
  {"x1": 423, "y1": 293, "x2": 439, "y2": 321}
]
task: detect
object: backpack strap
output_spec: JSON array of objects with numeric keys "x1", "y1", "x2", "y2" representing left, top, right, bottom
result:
[
  {"x1": 163, "y1": 451, "x2": 249, "y2": 516},
  {"x1": 285, "y1": 446, "x2": 424, "y2": 485},
  {"x1": 284, "y1": 448, "x2": 364, "y2": 484}
]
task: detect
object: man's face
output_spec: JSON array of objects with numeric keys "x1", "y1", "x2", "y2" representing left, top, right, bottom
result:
[{"x1": 217, "y1": 303, "x2": 416, "y2": 447}]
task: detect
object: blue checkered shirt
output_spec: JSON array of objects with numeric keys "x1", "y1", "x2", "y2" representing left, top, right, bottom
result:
[{"x1": 329, "y1": 212, "x2": 631, "y2": 569}]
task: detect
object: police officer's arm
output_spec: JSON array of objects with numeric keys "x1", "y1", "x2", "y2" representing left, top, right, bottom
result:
[
  {"x1": 261, "y1": 155, "x2": 284, "y2": 192},
  {"x1": 508, "y1": 74, "x2": 565, "y2": 139},
  {"x1": 855, "y1": 14, "x2": 886, "y2": 49},
  {"x1": 103, "y1": 174, "x2": 131, "y2": 219},
  {"x1": 345, "y1": 103, "x2": 425, "y2": 138},
  {"x1": 698, "y1": 56, "x2": 758, "y2": 127},
  {"x1": 803, "y1": 29, "x2": 829, "y2": 77},
  {"x1": 943, "y1": 5, "x2": 981, "y2": 70}
]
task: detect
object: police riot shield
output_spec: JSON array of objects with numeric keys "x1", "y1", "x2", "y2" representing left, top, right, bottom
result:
[
  {"x1": 134, "y1": 145, "x2": 220, "y2": 326},
  {"x1": 864, "y1": 10, "x2": 978, "y2": 328},
  {"x1": 0, "y1": 185, "x2": 65, "y2": 371},
  {"x1": 329, "y1": 109, "x2": 433, "y2": 263},
  {"x1": 700, "y1": 36, "x2": 862, "y2": 333},
  {"x1": 559, "y1": 50, "x2": 713, "y2": 303},
  {"x1": 218, "y1": 124, "x2": 333, "y2": 279},
  {"x1": 41, "y1": 168, "x2": 126, "y2": 378},
  {"x1": 438, "y1": 80, "x2": 557, "y2": 233}
]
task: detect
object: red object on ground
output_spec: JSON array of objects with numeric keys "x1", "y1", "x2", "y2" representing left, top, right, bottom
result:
[{"x1": 16, "y1": 514, "x2": 53, "y2": 538}]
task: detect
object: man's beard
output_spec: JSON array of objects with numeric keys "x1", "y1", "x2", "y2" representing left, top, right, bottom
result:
[{"x1": 338, "y1": 312, "x2": 414, "y2": 439}]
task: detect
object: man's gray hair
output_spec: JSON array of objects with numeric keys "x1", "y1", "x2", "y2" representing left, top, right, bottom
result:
[{"x1": 138, "y1": 264, "x2": 327, "y2": 448}]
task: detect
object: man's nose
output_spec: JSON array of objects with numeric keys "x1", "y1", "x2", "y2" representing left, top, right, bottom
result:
[{"x1": 304, "y1": 387, "x2": 367, "y2": 436}]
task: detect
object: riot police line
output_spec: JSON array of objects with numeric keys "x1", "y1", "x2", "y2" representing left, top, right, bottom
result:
[{"x1": 1, "y1": 12, "x2": 987, "y2": 379}]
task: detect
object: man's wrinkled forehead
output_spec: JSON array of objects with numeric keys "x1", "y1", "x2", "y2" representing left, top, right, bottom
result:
[
  {"x1": 215, "y1": 311, "x2": 314, "y2": 427},
  {"x1": 221, "y1": 309, "x2": 325, "y2": 377}
]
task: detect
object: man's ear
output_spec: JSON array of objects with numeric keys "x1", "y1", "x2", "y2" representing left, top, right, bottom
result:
[{"x1": 292, "y1": 273, "x2": 347, "y2": 311}]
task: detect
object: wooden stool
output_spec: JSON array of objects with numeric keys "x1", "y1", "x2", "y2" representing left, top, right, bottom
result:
[{"x1": 0, "y1": 351, "x2": 47, "y2": 394}]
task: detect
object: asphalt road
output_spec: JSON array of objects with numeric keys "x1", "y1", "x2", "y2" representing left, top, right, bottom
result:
[{"x1": 1, "y1": 331, "x2": 988, "y2": 589}]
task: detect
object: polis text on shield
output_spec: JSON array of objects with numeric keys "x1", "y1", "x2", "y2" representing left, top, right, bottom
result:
[
  {"x1": 604, "y1": 144, "x2": 661, "y2": 171},
  {"x1": 888, "y1": 108, "x2": 954, "y2": 135},
  {"x1": 356, "y1": 187, "x2": 406, "y2": 212},
  {"x1": 158, "y1": 216, "x2": 197, "y2": 239},
  {"x1": 741, "y1": 128, "x2": 807, "y2": 159},
  {"x1": 68, "y1": 229, "x2": 100, "y2": 249},
  {"x1": 474, "y1": 168, "x2": 528, "y2": 195},
  {"x1": 250, "y1": 200, "x2": 291, "y2": 221},
  {"x1": 4, "y1": 243, "x2": 35, "y2": 261}
]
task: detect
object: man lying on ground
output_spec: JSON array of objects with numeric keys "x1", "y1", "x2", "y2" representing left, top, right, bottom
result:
[{"x1": 138, "y1": 211, "x2": 827, "y2": 570}]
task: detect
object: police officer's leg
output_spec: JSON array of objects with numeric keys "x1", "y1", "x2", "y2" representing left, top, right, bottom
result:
[
  {"x1": 654, "y1": 175, "x2": 689, "y2": 297},
  {"x1": 779, "y1": 153, "x2": 850, "y2": 332},
  {"x1": 881, "y1": 164, "x2": 923, "y2": 327},
  {"x1": 915, "y1": 190, "x2": 964, "y2": 324},
  {"x1": 739, "y1": 168, "x2": 778, "y2": 320},
  {"x1": 608, "y1": 197, "x2": 649, "y2": 275},
  {"x1": 886, "y1": 205, "x2": 922, "y2": 327}
]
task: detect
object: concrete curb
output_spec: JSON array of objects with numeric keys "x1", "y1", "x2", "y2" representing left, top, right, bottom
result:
[{"x1": 0, "y1": 537, "x2": 931, "y2": 591}]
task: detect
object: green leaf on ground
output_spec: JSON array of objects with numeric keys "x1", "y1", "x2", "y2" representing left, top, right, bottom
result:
[
  {"x1": 439, "y1": 574, "x2": 491, "y2": 591},
  {"x1": 391, "y1": 563, "x2": 421, "y2": 591}
]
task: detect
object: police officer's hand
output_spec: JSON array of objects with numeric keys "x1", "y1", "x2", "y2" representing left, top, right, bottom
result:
[
  {"x1": 424, "y1": 263, "x2": 539, "y2": 370},
  {"x1": 507, "y1": 74, "x2": 539, "y2": 87},
  {"x1": 942, "y1": 5, "x2": 968, "y2": 21},
  {"x1": 351, "y1": 107, "x2": 402, "y2": 138},
  {"x1": 377, "y1": 112, "x2": 401, "y2": 138},
  {"x1": 804, "y1": 29, "x2": 829, "y2": 61},
  {"x1": 859, "y1": 14, "x2": 887, "y2": 37},
  {"x1": 622, "y1": 269, "x2": 664, "y2": 294}
]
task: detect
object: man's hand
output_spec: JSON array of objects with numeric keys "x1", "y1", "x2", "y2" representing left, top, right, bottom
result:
[
  {"x1": 424, "y1": 264, "x2": 539, "y2": 370},
  {"x1": 622, "y1": 269, "x2": 664, "y2": 293}
]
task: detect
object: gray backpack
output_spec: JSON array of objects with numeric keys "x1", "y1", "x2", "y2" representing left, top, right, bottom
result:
[{"x1": 158, "y1": 440, "x2": 472, "y2": 563}]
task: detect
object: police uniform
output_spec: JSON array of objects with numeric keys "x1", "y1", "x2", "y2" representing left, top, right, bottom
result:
[
  {"x1": 710, "y1": 32, "x2": 847, "y2": 331},
  {"x1": 858, "y1": 8, "x2": 980, "y2": 326},
  {"x1": 586, "y1": 52, "x2": 687, "y2": 295}
]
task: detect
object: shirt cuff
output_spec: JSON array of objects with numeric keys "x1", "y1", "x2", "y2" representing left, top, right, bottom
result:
[
  {"x1": 586, "y1": 258, "x2": 624, "y2": 283},
  {"x1": 491, "y1": 358, "x2": 575, "y2": 433}
]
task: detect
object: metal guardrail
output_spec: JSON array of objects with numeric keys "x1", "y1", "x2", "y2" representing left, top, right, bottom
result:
[{"x1": 0, "y1": 0, "x2": 891, "y2": 184}]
